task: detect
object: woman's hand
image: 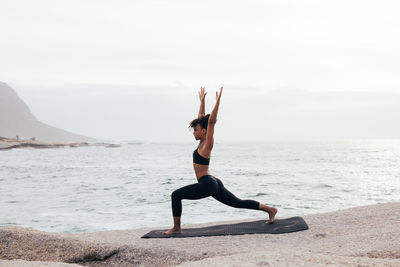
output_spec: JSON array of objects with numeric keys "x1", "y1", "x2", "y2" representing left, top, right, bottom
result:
[
  {"x1": 198, "y1": 87, "x2": 207, "y2": 102},
  {"x1": 216, "y1": 86, "x2": 223, "y2": 102}
]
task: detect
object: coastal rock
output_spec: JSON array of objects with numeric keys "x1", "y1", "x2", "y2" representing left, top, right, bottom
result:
[
  {"x1": 0, "y1": 227, "x2": 118, "y2": 264},
  {"x1": 1, "y1": 202, "x2": 399, "y2": 266},
  {"x1": 0, "y1": 227, "x2": 202, "y2": 266},
  {"x1": 0, "y1": 137, "x2": 118, "y2": 151},
  {"x1": 106, "y1": 144, "x2": 121, "y2": 148}
]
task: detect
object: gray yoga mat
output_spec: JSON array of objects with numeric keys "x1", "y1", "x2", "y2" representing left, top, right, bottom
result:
[{"x1": 141, "y1": 216, "x2": 308, "y2": 238}]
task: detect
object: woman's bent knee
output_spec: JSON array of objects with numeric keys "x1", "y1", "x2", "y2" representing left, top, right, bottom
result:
[
  {"x1": 210, "y1": 187, "x2": 218, "y2": 196},
  {"x1": 171, "y1": 190, "x2": 179, "y2": 199}
]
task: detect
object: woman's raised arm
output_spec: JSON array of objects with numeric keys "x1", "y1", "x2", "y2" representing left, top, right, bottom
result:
[
  {"x1": 209, "y1": 87, "x2": 222, "y2": 124},
  {"x1": 198, "y1": 87, "x2": 207, "y2": 119},
  {"x1": 205, "y1": 86, "x2": 223, "y2": 149}
]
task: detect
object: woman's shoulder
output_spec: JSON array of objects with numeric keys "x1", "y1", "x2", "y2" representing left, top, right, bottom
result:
[{"x1": 197, "y1": 144, "x2": 212, "y2": 158}]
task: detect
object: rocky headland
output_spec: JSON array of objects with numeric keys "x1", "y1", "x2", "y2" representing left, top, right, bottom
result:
[{"x1": 0, "y1": 81, "x2": 98, "y2": 143}]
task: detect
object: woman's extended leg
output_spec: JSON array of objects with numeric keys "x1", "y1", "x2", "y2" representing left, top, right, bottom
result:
[
  {"x1": 163, "y1": 176, "x2": 218, "y2": 235},
  {"x1": 212, "y1": 178, "x2": 278, "y2": 223}
]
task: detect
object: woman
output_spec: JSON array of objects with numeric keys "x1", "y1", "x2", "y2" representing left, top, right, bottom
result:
[{"x1": 163, "y1": 86, "x2": 277, "y2": 235}]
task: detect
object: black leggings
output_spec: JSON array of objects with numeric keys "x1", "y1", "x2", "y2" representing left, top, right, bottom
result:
[{"x1": 171, "y1": 175, "x2": 260, "y2": 217}]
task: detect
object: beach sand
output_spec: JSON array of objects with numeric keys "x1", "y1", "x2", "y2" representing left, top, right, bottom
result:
[{"x1": 1, "y1": 202, "x2": 399, "y2": 266}]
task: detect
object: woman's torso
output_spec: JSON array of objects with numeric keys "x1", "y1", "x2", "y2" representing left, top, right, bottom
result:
[{"x1": 193, "y1": 143, "x2": 211, "y2": 181}]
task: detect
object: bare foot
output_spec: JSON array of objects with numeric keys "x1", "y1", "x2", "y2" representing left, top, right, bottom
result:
[
  {"x1": 265, "y1": 207, "x2": 278, "y2": 224},
  {"x1": 162, "y1": 227, "x2": 182, "y2": 235}
]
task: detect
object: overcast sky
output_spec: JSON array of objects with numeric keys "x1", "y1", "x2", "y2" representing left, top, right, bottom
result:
[{"x1": 1, "y1": 0, "x2": 399, "y2": 142}]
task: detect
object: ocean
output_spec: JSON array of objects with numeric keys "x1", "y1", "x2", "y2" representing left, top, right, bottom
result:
[{"x1": 1, "y1": 140, "x2": 399, "y2": 233}]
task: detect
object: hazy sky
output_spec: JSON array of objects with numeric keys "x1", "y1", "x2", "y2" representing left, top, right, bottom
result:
[{"x1": 1, "y1": 0, "x2": 400, "y2": 142}]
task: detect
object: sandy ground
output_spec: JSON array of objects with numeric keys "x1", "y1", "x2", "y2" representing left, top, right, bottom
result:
[{"x1": 1, "y1": 202, "x2": 399, "y2": 266}]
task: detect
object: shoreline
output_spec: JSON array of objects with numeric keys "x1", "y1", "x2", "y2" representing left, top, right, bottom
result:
[
  {"x1": 0, "y1": 136, "x2": 121, "y2": 150},
  {"x1": 1, "y1": 202, "x2": 399, "y2": 266}
]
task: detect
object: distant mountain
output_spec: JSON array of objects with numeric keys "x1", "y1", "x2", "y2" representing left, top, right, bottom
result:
[{"x1": 0, "y1": 81, "x2": 97, "y2": 142}]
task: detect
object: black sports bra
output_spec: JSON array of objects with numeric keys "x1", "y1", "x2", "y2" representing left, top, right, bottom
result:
[{"x1": 193, "y1": 148, "x2": 210, "y2": 165}]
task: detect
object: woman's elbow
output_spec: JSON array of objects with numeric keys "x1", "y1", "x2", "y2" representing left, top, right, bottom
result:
[{"x1": 208, "y1": 118, "x2": 217, "y2": 124}]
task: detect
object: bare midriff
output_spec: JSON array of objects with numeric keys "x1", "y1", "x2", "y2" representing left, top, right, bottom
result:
[
  {"x1": 194, "y1": 144, "x2": 212, "y2": 181},
  {"x1": 193, "y1": 163, "x2": 210, "y2": 181}
]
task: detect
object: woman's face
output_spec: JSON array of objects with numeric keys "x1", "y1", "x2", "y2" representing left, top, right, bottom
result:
[{"x1": 193, "y1": 124, "x2": 206, "y2": 140}]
